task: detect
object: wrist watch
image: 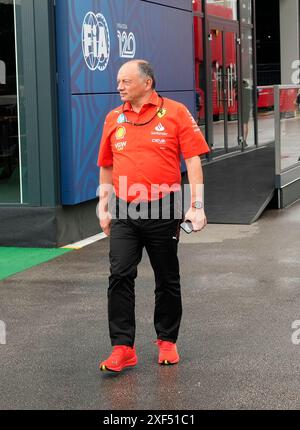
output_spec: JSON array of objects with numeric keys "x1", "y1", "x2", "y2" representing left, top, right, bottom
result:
[{"x1": 191, "y1": 201, "x2": 204, "y2": 209}]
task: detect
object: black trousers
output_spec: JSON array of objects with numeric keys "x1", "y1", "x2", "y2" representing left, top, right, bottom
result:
[{"x1": 108, "y1": 196, "x2": 183, "y2": 347}]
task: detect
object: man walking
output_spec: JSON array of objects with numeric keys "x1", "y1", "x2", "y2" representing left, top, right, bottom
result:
[{"x1": 97, "y1": 60, "x2": 210, "y2": 372}]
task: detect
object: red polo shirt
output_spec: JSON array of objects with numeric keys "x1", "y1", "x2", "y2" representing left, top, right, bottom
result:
[{"x1": 97, "y1": 91, "x2": 210, "y2": 202}]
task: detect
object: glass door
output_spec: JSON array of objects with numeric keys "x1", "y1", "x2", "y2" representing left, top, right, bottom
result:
[
  {"x1": 0, "y1": 0, "x2": 24, "y2": 203},
  {"x1": 206, "y1": 21, "x2": 243, "y2": 157}
]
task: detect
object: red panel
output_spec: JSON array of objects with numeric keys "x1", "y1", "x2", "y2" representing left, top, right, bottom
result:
[{"x1": 207, "y1": 4, "x2": 233, "y2": 19}]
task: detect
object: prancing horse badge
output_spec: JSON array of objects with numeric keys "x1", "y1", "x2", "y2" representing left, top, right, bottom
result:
[{"x1": 157, "y1": 108, "x2": 167, "y2": 119}]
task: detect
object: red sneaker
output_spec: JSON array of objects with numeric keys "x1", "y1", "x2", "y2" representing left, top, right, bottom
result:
[
  {"x1": 99, "y1": 345, "x2": 138, "y2": 372},
  {"x1": 155, "y1": 340, "x2": 180, "y2": 365}
]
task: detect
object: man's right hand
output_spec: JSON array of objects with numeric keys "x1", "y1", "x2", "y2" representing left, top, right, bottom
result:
[{"x1": 100, "y1": 212, "x2": 112, "y2": 236}]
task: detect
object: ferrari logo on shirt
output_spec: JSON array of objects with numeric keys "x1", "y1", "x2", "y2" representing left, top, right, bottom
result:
[
  {"x1": 115, "y1": 126, "x2": 126, "y2": 140},
  {"x1": 157, "y1": 108, "x2": 167, "y2": 119}
]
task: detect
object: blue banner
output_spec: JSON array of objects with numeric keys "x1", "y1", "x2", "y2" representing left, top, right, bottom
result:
[
  {"x1": 143, "y1": 0, "x2": 192, "y2": 10},
  {"x1": 56, "y1": 0, "x2": 195, "y2": 205}
]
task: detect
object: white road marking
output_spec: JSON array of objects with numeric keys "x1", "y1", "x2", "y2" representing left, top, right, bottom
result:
[{"x1": 62, "y1": 233, "x2": 107, "y2": 249}]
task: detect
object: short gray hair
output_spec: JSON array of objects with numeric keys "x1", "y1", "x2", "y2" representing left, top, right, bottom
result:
[{"x1": 137, "y1": 61, "x2": 156, "y2": 89}]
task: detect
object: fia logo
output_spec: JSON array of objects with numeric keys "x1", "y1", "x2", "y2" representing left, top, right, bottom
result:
[
  {"x1": 117, "y1": 30, "x2": 136, "y2": 59},
  {"x1": 82, "y1": 12, "x2": 110, "y2": 71}
]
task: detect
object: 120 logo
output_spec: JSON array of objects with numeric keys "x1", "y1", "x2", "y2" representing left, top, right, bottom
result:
[{"x1": 117, "y1": 31, "x2": 136, "y2": 59}]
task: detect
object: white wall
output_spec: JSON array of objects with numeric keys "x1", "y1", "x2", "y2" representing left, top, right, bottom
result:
[{"x1": 280, "y1": 0, "x2": 300, "y2": 84}]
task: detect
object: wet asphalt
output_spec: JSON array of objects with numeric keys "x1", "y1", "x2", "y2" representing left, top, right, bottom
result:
[{"x1": 1, "y1": 201, "x2": 300, "y2": 410}]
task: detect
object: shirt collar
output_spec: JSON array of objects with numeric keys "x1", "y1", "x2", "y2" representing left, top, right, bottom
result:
[{"x1": 123, "y1": 91, "x2": 159, "y2": 112}]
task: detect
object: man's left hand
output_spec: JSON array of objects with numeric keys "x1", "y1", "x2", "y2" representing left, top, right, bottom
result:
[{"x1": 184, "y1": 207, "x2": 207, "y2": 232}]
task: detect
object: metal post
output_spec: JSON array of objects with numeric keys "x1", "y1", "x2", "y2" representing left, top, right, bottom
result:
[{"x1": 274, "y1": 85, "x2": 281, "y2": 177}]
